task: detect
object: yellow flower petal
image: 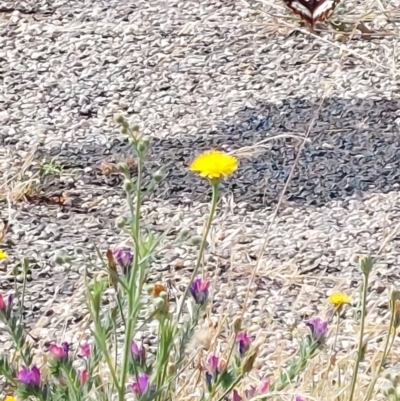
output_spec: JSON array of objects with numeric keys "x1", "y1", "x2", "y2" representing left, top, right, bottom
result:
[
  {"x1": 190, "y1": 150, "x2": 237, "y2": 179},
  {"x1": 5, "y1": 396, "x2": 17, "y2": 401},
  {"x1": 0, "y1": 250, "x2": 8, "y2": 260},
  {"x1": 328, "y1": 292, "x2": 350, "y2": 307}
]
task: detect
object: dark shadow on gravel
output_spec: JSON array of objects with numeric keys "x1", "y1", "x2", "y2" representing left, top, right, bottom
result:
[{"x1": 42, "y1": 97, "x2": 400, "y2": 210}]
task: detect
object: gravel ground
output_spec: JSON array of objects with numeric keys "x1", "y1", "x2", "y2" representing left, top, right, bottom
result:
[{"x1": 1, "y1": 0, "x2": 400, "y2": 390}]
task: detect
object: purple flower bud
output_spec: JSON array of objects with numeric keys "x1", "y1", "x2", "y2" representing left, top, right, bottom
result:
[
  {"x1": 207, "y1": 355, "x2": 219, "y2": 375},
  {"x1": 205, "y1": 372, "x2": 213, "y2": 386},
  {"x1": 7, "y1": 294, "x2": 13, "y2": 307},
  {"x1": 232, "y1": 390, "x2": 242, "y2": 401},
  {"x1": 306, "y1": 317, "x2": 328, "y2": 344},
  {"x1": 236, "y1": 332, "x2": 254, "y2": 356},
  {"x1": 295, "y1": 396, "x2": 305, "y2": 401},
  {"x1": 190, "y1": 277, "x2": 210, "y2": 305},
  {"x1": 0, "y1": 295, "x2": 5, "y2": 310},
  {"x1": 62, "y1": 342, "x2": 69, "y2": 355},
  {"x1": 112, "y1": 248, "x2": 133, "y2": 273},
  {"x1": 30, "y1": 366, "x2": 41, "y2": 386},
  {"x1": 131, "y1": 341, "x2": 146, "y2": 365},
  {"x1": 49, "y1": 342, "x2": 69, "y2": 359},
  {"x1": 257, "y1": 378, "x2": 270, "y2": 393},
  {"x1": 245, "y1": 387, "x2": 256, "y2": 399},
  {"x1": 18, "y1": 367, "x2": 30, "y2": 384},
  {"x1": 245, "y1": 378, "x2": 269, "y2": 398},
  {"x1": 131, "y1": 373, "x2": 150, "y2": 394},
  {"x1": 79, "y1": 343, "x2": 91, "y2": 358},
  {"x1": 80, "y1": 369, "x2": 88, "y2": 384},
  {"x1": 18, "y1": 366, "x2": 41, "y2": 386}
]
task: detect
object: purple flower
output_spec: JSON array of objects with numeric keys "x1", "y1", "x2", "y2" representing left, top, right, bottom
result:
[
  {"x1": 79, "y1": 343, "x2": 91, "y2": 358},
  {"x1": 205, "y1": 372, "x2": 213, "y2": 386},
  {"x1": 131, "y1": 341, "x2": 146, "y2": 365},
  {"x1": 295, "y1": 397, "x2": 305, "y2": 401},
  {"x1": 80, "y1": 369, "x2": 88, "y2": 384},
  {"x1": 131, "y1": 373, "x2": 150, "y2": 394},
  {"x1": 232, "y1": 390, "x2": 243, "y2": 401},
  {"x1": 207, "y1": 355, "x2": 219, "y2": 374},
  {"x1": 0, "y1": 295, "x2": 5, "y2": 310},
  {"x1": 190, "y1": 277, "x2": 210, "y2": 305},
  {"x1": 205, "y1": 355, "x2": 219, "y2": 387},
  {"x1": 112, "y1": 248, "x2": 133, "y2": 273},
  {"x1": 18, "y1": 366, "x2": 41, "y2": 386},
  {"x1": 257, "y1": 378, "x2": 270, "y2": 393},
  {"x1": 306, "y1": 317, "x2": 328, "y2": 343},
  {"x1": 236, "y1": 332, "x2": 253, "y2": 356},
  {"x1": 246, "y1": 378, "x2": 270, "y2": 398},
  {"x1": 48, "y1": 342, "x2": 69, "y2": 359}
]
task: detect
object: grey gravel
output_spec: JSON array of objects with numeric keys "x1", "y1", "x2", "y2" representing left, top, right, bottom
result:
[{"x1": 1, "y1": 0, "x2": 400, "y2": 386}]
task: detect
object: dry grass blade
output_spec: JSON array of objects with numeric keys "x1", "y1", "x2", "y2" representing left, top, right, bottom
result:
[
  {"x1": 0, "y1": 146, "x2": 39, "y2": 202},
  {"x1": 229, "y1": 134, "x2": 310, "y2": 158},
  {"x1": 0, "y1": 219, "x2": 10, "y2": 245},
  {"x1": 239, "y1": 94, "x2": 327, "y2": 323}
]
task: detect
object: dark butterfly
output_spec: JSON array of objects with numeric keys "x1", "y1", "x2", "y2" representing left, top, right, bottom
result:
[{"x1": 283, "y1": 0, "x2": 342, "y2": 26}]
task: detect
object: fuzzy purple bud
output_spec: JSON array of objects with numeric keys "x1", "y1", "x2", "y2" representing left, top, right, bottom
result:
[
  {"x1": 306, "y1": 317, "x2": 328, "y2": 343},
  {"x1": 18, "y1": 366, "x2": 41, "y2": 386},
  {"x1": 190, "y1": 277, "x2": 210, "y2": 305},
  {"x1": 257, "y1": 378, "x2": 270, "y2": 393},
  {"x1": 295, "y1": 396, "x2": 305, "y2": 401},
  {"x1": 131, "y1": 341, "x2": 146, "y2": 365},
  {"x1": 205, "y1": 372, "x2": 213, "y2": 386},
  {"x1": 131, "y1": 373, "x2": 150, "y2": 394},
  {"x1": 232, "y1": 390, "x2": 243, "y2": 401},
  {"x1": 49, "y1": 342, "x2": 69, "y2": 359},
  {"x1": 112, "y1": 248, "x2": 133, "y2": 273},
  {"x1": 207, "y1": 355, "x2": 219, "y2": 375},
  {"x1": 236, "y1": 332, "x2": 253, "y2": 356},
  {"x1": 246, "y1": 378, "x2": 270, "y2": 397},
  {"x1": 79, "y1": 343, "x2": 91, "y2": 358}
]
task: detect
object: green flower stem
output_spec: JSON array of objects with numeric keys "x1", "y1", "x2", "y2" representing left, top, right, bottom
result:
[
  {"x1": 271, "y1": 342, "x2": 313, "y2": 392},
  {"x1": 176, "y1": 180, "x2": 220, "y2": 323},
  {"x1": 61, "y1": 365, "x2": 80, "y2": 400},
  {"x1": 348, "y1": 271, "x2": 369, "y2": 401},
  {"x1": 92, "y1": 326, "x2": 120, "y2": 392},
  {"x1": 117, "y1": 292, "x2": 127, "y2": 328},
  {"x1": 214, "y1": 373, "x2": 244, "y2": 401},
  {"x1": 9, "y1": 258, "x2": 31, "y2": 366},
  {"x1": 321, "y1": 311, "x2": 341, "y2": 395},
  {"x1": 9, "y1": 329, "x2": 29, "y2": 366},
  {"x1": 156, "y1": 317, "x2": 174, "y2": 401},
  {"x1": 363, "y1": 305, "x2": 396, "y2": 401},
  {"x1": 333, "y1": 309, "x2": 341, "y2": 351},
  {"x1": 118, "y1": 155, "x2": 144, "y2": 401}
]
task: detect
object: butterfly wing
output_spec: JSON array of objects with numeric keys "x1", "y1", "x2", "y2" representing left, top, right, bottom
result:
[{"x1": 283, "y1": 0, "x2": 341, "y2": 26}]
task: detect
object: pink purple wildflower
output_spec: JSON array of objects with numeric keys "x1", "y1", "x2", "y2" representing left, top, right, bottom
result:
[
  {"x1": 236, "y1": 332, "x2": 254, "y2": 356},
  {"x1": 48, "y1": 342, "x2": 69, "y2": 359},
  {"x1": 131, "y1": 373, "x2": 150, "y2": 394},
  {"x1": 18, "y1": 366, "x2": 41, "y2": 386},
  {"x1": 190, "y1": 277, "x2": 210, "y2": 305},
  {"x1": 306, "y1": 317, "x2": 328, "y2": 343}
]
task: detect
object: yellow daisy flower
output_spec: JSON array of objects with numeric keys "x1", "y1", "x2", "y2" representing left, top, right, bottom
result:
[
  {"x1": 5, "y1": 396, "x2": 17, "y2": 401},
  {"x1": 328, "y1": 292, "x2": 350, "y2": 307},
  {"x1": 0, "y1": 250, "x2": 8, "y2": 260},
  {"x1": 190, "y1": 150, "x2": 237, "y2": 180}
]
